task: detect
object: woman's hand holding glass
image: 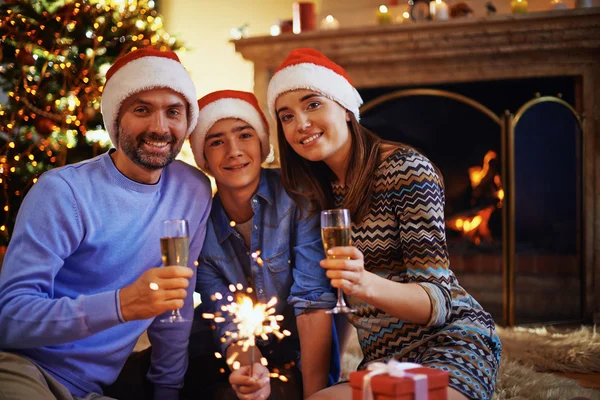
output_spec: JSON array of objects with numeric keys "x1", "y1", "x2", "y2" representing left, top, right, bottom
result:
[{"x1": 320, "y1": 245, "x2": 375, "y2": 300}]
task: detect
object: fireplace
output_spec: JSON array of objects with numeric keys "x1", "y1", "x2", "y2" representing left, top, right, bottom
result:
[
  {"x1": 233, "y1": 8, "x2": 600, "y2": 325},
  {"x1": 357, "y1": 77, "x2": 582, "y2": 326}
]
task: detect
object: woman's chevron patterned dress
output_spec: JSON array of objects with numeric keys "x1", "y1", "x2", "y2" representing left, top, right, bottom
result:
[{"x1": 333, "y1": 147, "x2": 502, "y2": 399}]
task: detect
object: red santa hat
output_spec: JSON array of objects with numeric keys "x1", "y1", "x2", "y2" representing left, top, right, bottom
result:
[
  {"x1": 190, "y1": 90, "x2": 271, "y2": 167},
  {"x1": 101, "y1": 48, "x2": 198, "y2": 148},
  {"x1": 267, "y1": 48, "x2": 363, "y2": 121}
]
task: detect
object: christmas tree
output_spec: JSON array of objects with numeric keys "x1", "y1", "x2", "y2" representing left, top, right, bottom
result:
[{"x1": 0, "y1": 0, "x2": 184, "y2": 247}]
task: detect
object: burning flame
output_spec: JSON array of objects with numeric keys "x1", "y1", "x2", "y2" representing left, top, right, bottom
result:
[
  {"x1": 468, "y1": 151, "x2": 496, "y2": 188},
  {"x1": 494, "y1": 175, "x2": 505, "y2": 204},
  {"x1": 447, "y1": 206, "x2": 494, "y2": 245},
  {"x1": 447, "y1": 150, "x2": 504, "y2": 245}
]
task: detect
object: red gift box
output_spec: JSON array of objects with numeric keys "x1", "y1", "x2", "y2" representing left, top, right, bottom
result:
[{"x1": 350, "y1": 366, "x2": 449, "y2": 400}]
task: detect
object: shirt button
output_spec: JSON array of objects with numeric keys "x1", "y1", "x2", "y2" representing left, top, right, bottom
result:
[
  {"x1": 252, "y1": 199, "x2": 257, "y2": 203},
  {"x1": 259, "y1": 289, "x2": 264, "y2": 294},
  {"x1": 254, "y1": 225, "x2": 258, "y2": 229}
]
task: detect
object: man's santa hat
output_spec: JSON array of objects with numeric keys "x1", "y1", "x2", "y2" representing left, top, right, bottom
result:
[
  {"x1": 267, "y1": 48, "x2": 363, "y2": 121},
  {"x1": 190, "y1": 90, "x2": 271, "y2": 168},
  {"x1": 101, "y1": 48, "x2": 198, "y2": 147}
]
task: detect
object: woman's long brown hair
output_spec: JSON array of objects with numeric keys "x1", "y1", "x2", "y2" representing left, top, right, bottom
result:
[{"x1": 278, "y1": 112, "x2": 394, "y2": 223}]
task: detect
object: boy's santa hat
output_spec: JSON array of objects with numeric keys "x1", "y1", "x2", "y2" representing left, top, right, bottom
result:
[
  {"x1": 267, "y1": 48, "x2": 363, "y2": 121},
  {"x1": 190, "y1": 90, "x2": 270, "y2": 167},
  {"x1": 101, "y1": 48, "x2": 198, "y2": 147}
]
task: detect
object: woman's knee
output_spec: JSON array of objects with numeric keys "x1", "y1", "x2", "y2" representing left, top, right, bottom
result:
[{"x1": 307, "y1": 382, "x2": 352, "y2": 400}]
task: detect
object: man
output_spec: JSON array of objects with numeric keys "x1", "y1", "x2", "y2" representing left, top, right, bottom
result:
[
  {"x1": 0, "y1": 48, "x2": 212, "y2": 400},
  {"x1": 188, "y1": 90, "x2": 340, "y2": 400}
]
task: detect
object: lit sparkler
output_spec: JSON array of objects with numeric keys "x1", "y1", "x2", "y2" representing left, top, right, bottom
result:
[{"x1": 202, "y1": 285, "x2": 291, "y2": 377}]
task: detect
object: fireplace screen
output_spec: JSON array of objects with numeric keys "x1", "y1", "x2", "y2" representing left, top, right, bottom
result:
[{"x1": 359, "y1": 79, "x2": 583, "y2": 327}]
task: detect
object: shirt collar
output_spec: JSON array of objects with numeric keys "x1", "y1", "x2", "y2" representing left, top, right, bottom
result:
[
  {"x1": 212, "y1": 169, "x2": 273, "y2": 244},
  {"x1": 255, "y1": 169, "x2": 274, "y2": 206}
]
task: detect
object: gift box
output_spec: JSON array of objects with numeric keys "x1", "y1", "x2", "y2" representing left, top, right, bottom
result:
[{"x1": 349, "y1": 362, "x2": 449, "y2": 400}]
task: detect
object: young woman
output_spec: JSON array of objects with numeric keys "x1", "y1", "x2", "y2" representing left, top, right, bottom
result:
[{"x1": 267, "y1": 48, "x2": 501, "y2": 400}]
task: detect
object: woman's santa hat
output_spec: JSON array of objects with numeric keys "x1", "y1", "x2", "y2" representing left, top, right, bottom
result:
[
  {"x1": 190, "y1": 90, "x2": 271, "y2": 167},
  {"x1": 267, "y1": 48, "x2": 363, "y2": 121},
  {"x1": 101, "y1": 48, "x2": 198, "y2": 147}
]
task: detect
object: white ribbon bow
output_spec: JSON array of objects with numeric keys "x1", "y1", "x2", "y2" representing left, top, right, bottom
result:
[{"x1": 362, "y1": 360, "x2": 428, "y2": 400}]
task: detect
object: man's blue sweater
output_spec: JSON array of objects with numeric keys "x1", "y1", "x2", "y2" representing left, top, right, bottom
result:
[{"x1": 0, "y1": 151, "x2": 212, "y2": 398}]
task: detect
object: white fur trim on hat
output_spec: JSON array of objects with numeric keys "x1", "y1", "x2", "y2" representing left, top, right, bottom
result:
[
  {"x1": 190, "y1": 98, "x2": 270, "y2": 168},
  {"x1": 267, "y1": 63, "x2": 363, "y2": 122},
  {"x1": 101, "y1": 56, "x2": 198, "y2": 148}
]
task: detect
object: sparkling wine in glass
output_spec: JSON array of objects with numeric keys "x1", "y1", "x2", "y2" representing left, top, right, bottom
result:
[
  {"x1": 321, "y1": 209, "x2": 355, "y2": 314},
  {"x1": 160, "y1": 219, "x2": 190, "y2": 323}
]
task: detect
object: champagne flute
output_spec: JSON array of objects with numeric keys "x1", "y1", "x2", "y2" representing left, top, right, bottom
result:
[
  {"x1": 321, "y1": 209, "x2": 355, "y2": 314},
  {"x1": 160, "y1": 219, "x2": 190, "y2": 323}
]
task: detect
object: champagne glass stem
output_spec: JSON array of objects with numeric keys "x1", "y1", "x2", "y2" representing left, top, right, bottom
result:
[
  {"x1": 336, "y1": 287, "x2": 346, "y2": 307},
  {"x1": 174, "y1": 308, "x2": 184, "y2": 320}
]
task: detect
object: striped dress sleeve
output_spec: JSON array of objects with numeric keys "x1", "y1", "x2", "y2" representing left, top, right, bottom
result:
[{"x1": 389, "y1": 150, "x2": 454, "y2": 327}]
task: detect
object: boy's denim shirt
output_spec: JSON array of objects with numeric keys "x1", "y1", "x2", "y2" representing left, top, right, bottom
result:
[{"x1": 196, "y1": 168, "x2": 338, "y2": 357}]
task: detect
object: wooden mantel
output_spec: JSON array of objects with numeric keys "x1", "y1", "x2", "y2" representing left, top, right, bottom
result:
[
  {"x1": 233, "y1": 8, "x2": 600, "y2": 111},
  {"x1": 233, "y1": 8, "x2": 600, "y2": 324}
]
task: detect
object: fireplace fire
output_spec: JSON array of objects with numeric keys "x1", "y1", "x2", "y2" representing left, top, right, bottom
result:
[{"x1": 446, "y1": 151, "x2": 504, "y2": 246}]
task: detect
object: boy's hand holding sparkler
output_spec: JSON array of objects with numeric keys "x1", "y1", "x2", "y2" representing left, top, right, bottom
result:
[
  {"x1": 229, "y1": 363, "x2": 270, "y2": 400},
  {"x1": 203, "y1": 288, "x2": 291, "y2": 400},
  {"x1": 225, "y1": 343, "x2": 268, "y2": 397}
]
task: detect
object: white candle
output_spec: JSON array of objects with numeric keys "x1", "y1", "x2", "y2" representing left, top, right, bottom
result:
[
  {"x1": 319, "y1": 14, "x2": 340, "y2": 30},
  {"x1": 430, "y1": 0, "x2": 449, "y2": 20}
]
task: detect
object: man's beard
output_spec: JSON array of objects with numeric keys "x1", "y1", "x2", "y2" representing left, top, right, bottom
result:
[{"x1": 117, "y1": 126, "x2": 184, "y2": 170}]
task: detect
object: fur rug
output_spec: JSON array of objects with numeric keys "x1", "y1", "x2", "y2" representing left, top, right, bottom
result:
[
  {"x1": 341, "y1": 326, "x2": 600, "y2": 399},
  {"x1": 496, "y1": 326, "x2": 600, "y2": 373},
  {"x1": 493, "y1": 359, "x2": 598, "y2": 400}
]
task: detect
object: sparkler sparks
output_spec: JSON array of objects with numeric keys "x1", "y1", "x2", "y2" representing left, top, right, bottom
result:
[
  {"x1": 202, "y1": 285, "x2": 291, "y2": 374},
  {"x1": 251, "y1": 250, "x2": 264, "y2": 267}
]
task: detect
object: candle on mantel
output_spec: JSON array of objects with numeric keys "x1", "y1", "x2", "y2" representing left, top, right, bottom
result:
[
  {"x1": 430, "y1": 0, "x2": 450, "y2": 20},
  {"x1": 510, "y1": 0, "x2": 528, "y2": 13},
  {"x1": 320, "y1": 14, "x2": 340, "y2": 30},
  {"x1": 395, "y1": 11, "x2": 412, "y2": 24},
  {"x1": 376, "y1": 5, "x2": 392, "y2": 25}
]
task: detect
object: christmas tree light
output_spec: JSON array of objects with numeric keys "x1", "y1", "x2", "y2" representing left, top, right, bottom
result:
[{"x1": 0, "y1": 0, "x2": 184, "y2": 246}]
